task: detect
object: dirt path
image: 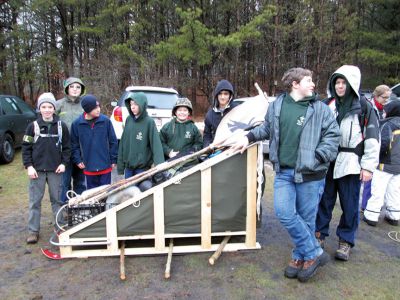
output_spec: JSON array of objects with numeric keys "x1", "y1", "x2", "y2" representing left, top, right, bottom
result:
[{"x1": 0, "y1": 156, "x2": 399, "y2": 299}]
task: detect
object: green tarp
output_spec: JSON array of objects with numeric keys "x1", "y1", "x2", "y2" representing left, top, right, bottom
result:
[{"x1": 71, "y1": 152, "x2": 247, "y2": 238}]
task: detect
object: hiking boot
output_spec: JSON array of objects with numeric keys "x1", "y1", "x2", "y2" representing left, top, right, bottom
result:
[
  {"x1": 297, "y1": 252, "x2": 329, "y2": 282},
  {"x1": 284, "y1": 259, "x2": 304, "y2": 279},
  {"x1": 26, "y1": 232, "x2": 39, "y2": 244},
  {"x1": 384, "y1": 216, "x2": 399, "y2": 226},
  {"x1": 335, "y1": 240, "x2": 351, "y2": 261},
  {"x1": 363, "y1": 216, "x2": 378, "y2": 227},
  {"x1": 315, "y1": 231, "x2": 325, "y2": 249}
]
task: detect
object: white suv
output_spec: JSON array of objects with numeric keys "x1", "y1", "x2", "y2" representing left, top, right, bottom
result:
[{"x1": 110, "y1": 86, "x2": 179, "y2": 139}]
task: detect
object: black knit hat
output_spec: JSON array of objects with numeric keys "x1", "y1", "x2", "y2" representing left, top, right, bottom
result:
[
  {"x1": 81, "y1": 94, "x2": 99, "y2": 113},
  {"x1": 384, "y1": 100, "x2": 400, "y2": 118}
]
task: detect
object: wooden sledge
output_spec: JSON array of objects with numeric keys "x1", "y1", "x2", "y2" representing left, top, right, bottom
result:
[{"x1": 56, "y1": 143, "x2": 261, "y2": 260}]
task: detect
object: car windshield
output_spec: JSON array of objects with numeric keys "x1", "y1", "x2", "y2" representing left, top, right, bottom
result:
[
  {"x1": 119, "y1": 91, "x2": 178, "y2": 109},
  {"x1": 392, "y1": 84, "x2": 400, "y2": 97}
]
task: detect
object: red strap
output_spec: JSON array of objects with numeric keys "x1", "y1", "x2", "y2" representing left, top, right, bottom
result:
[{"x1": 84, "y1": 168, "x2": 112, "y2": 175}]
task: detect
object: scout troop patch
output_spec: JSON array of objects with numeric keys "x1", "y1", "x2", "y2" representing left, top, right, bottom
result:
[{"x1": 23, "y1": 135, "x2": 34, "y2": 143}]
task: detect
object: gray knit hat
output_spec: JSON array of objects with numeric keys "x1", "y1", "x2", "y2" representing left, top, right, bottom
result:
[{"x1": 37, "y1": 92, "x2": 57, "y2": 110}]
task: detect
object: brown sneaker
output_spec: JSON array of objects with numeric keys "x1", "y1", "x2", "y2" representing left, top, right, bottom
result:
[
  {"x1": 284, "y1": 259, "x2": 304, "y2": 278},
  {"x1": 335, "y1": 240, "x2": 351, "y2": 261},
  {"x1": 315, "y1": 231, "x2": 325, "y2": 249},
  {"x1": 297, "y1": 252, "x2": 329, "y2": 282},
  {"x1": 26, "y1": 232, "x2": 39, "y2": 244}
]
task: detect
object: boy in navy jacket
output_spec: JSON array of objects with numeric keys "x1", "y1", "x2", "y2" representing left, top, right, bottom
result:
[{"x1": 71, "y1": 94, "x2": 118, "y2": 189}]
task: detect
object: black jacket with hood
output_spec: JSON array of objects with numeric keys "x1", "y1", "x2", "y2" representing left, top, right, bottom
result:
[
  {"x1": 378, "y1": 100, "x2": 400, "y2": 175},
  {"x1": 203, "y1": 80, "x2": 240, "y2": 147}
]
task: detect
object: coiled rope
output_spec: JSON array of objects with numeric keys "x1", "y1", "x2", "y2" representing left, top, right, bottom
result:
[{"x1": 388, "y1": 231, "x2": 400, "y2": 243}]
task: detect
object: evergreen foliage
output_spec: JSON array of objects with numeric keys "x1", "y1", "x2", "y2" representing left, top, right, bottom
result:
[{"x1": 0, "y1": 0, "x2": 398, "y2": 108}]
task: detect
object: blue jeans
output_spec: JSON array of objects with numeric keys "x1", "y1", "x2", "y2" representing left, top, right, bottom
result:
[
  {"x1": 274, "y1": 169, "x2": 324, "y2": 261},
  {"x1": 61, "y1": 162, "x2": 86, "y2": 203},
  {"x1": 124, "y1": 168, "x2": 153, "y2": 191}
]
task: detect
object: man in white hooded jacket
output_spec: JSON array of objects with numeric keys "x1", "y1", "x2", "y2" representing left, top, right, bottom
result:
[{"x1": 315, "y1": 65, "x2": 380, "y2": 261}]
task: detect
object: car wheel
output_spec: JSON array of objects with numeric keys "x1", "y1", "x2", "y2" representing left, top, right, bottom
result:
[{"x1": 0, "y1": 133, "x2": 15, "y2": 164}]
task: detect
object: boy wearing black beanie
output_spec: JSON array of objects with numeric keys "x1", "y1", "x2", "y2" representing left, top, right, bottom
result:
[{"x1": 70, "y1": 94, "x2": 118, "y2": 189}]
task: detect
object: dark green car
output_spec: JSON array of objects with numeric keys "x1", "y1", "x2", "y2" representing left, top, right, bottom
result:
[{"x1": 0, "y1": 95, "x2": 36, "y2": 164}]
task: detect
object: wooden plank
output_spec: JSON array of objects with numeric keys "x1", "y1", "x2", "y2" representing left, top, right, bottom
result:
[
  {"x1": 209, "y1": 236, "x2": 231, "y2": 265},
  {"x1": 63, "y1": 237, "x2": 109, "y2": 242},
  {"x1": 245, "y1": 144, "x2": 258, "y2": 248},
  {"x1": 120, "y1": 241, "x2": 126, "y2": 281},
  {"x1": 59, "y1": 242, "x2": 72, "y2": 257},
  {"x1": 106, "y1": 209, "x2": 118, "y2": 254},
  {"x1": 116, "y1": 231, "x2": 247, "y2": 241},
  {"x1": 59, "y1": 231, "x2": 248, "y2": 248},
  {"x1": 153, "y1": 190, "x2": 165, "y2": 251},
  {"x1": 164, "y1": 239, "x2": 174, "y2": 279},
  {"x1": 201, "y1": 168, "x2": 212, "y2": 249},
  {"x1": 61, "y1": 242, "x2": 261, "y2": 258}
]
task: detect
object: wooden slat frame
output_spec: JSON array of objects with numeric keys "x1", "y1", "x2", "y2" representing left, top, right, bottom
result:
[
  {"x1": 58, "y1": 144, "x2": 261, "y2": 258},
  {"x1": 201, "y1": 168, "x2": 212, "y2": 249},
  {"x1": 153, "y1": 190, "x2": 165, "y2": 251},
  {"x1": 245, "y1": 144, "x2": 257, "y2": 247},
  {"x1": 106, "y1": 209, "x2": 118, "y2": 253},
  {"x1": 60, "y1": 242, "x2": 261, "y2": 258}
]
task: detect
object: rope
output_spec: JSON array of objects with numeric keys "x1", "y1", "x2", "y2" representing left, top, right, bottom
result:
[
  {"x1": 66, "y1": 190, "x2": 78, "y2": 205},
  {"x1": 388, "y1": 231, "x2": 400, "y2": 243},
  {"x1": 55, "y1": 204, "x2": 69, "y2": 232}
]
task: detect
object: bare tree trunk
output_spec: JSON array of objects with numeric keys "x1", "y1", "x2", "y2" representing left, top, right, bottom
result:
[
  {"x1": 69, "y1": 9, "x2": 75, "y2": 74},
  {"x1": 271, "y1": 3, "x2": 279, "y2": 96}
]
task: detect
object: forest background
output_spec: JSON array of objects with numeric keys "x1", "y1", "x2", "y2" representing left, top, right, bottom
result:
[{"x1": 1, "y1": 0, "x2": 399, "y2": 116}]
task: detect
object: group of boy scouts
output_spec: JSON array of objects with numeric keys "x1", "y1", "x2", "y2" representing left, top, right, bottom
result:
[{"x1": 22, "y1": 64, "x2": 400, "y2": 283}]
